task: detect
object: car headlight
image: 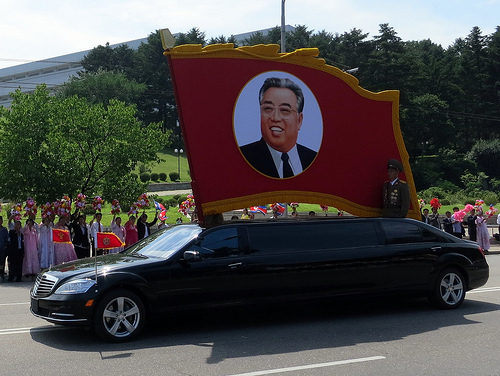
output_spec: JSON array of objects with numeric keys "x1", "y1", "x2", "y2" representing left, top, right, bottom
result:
[{"x1": 55, "y1": 279, "x2": 96, "y2": 294}]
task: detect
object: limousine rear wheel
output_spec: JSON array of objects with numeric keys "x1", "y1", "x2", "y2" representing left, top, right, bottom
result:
[
  {"x1": 93, "y1": 289, "x2": 146, "y2": 342},
  {"x1": 431, "y1": 268, "x2": 466, "y2": 309}
]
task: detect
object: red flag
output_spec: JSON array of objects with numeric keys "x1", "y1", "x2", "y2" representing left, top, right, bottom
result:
[
  {"x1": 97, "y1": 232, "x2": 125, "y2": 249},
  {"x1": 52, "y1": 228, "x2": 72, "y2": 244},
  {"x1": 165, "y1": 44, "x2": 419, "y2": 220}
]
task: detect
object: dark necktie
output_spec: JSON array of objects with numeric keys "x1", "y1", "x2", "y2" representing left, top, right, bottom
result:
[{"x1": 281, "y1": 153, "x2": 293, "y2": 178}]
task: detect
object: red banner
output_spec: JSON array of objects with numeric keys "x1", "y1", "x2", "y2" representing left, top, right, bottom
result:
[
  {"x1": 97, "y1": 232, "x2": 125, "y2": 249},
  {"x1": 165, "y1": 44, "x2": 419, "y2": 220},
  {"x1": 52, "y1": 228, "x2": 71, "y2": 244}
]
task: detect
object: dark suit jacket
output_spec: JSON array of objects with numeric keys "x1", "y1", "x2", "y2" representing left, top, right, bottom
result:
[
  {"x1": 137, "y1": 216, "x2": 158, "y2": 239},
  {"x1": 7, "y1": 230, "x2": 24, "y2": 257},
  {"x1": 71, "y1": 220, "x2": 90, "y2": 248},
  {"x1": 239, "y1": 138, "x2": 317, "y2": 178}
]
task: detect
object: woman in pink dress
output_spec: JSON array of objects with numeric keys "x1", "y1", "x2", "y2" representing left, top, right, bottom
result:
[
  {"x1": 22, "y1": 218, "x2": 40, "y2": 277},
  {"x1": 476, "y1": 209, "x2": 491, "y2": 253},
  {"x1": 124, "y1": 215, "x2": 138, "y2": 247},
  {"x1": 110, "y1": 215, "x2": 126, "y2": 253},
  {"x1": 53, "y1": 216, "x2": 77, "y2": 265}
]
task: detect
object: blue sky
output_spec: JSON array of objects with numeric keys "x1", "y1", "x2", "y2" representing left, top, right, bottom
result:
[{"x1": 1, "y1": 0, "x2": 499, "y2": 69}]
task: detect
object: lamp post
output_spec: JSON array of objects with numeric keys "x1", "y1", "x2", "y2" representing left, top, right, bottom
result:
[
  {"x1": 174, "y1": 148, "x2": 183, "y2": 180},
  {"x1": 281, "y1": 0, "x2": 286, "y2": 53}
]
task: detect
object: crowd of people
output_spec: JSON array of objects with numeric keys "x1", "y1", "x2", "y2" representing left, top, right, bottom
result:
[
  {"x1": 421, "y1": 205, "x2": 497, "y2": 254},
  {"x1": 0, "y1": 209, "x2": 163, "y2": 283}
]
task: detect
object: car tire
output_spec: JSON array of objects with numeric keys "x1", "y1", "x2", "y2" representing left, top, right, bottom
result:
[
  {"x1": 93, "y1": 289, "x2": 146, "y2": 342},
  {"x1": 430, "y1": 268, "x2": 466, "y2": 309}
]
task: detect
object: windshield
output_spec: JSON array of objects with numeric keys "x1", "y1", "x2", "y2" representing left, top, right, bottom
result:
[{"x1": 123, "y1": 224, "x2": 203, "y2": 259}]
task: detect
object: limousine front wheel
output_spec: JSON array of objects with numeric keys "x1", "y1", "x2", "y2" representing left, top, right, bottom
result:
[
  {"x1": 431, "y1": 268, "x2": 466, "y2": 309},
  {"x1": 93, "y1": 289, "x2": 146, "y2": 342}
]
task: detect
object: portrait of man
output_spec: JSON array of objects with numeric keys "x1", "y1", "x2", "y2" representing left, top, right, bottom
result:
[{"x1": 238, "y1": 77, "x2": 319, "y2": 178}]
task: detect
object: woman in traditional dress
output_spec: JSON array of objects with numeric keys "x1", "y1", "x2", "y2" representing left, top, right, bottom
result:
[
  {"x1": 124, "y1": 215, "x2": 138, "y2": 247},
  {"x1": 22, "y1": 218, "x2": 39, "y2": 277},
  {"x1": 38, "y1": 216, "x2": 54, "y2": 269},
  {"x1": 110, "y1": 215, "x2": 125, "y2": 253},
  {"x1": 475, "y1": 208, "x2": 491, "y2": 253},
  {"x1": 53, "y1": 216, "x2": 77, "y2": 265}
]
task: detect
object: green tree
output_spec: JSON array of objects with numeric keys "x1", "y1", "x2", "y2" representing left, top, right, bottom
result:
[
  {"x1": 208, "y1": 35, "x2": 239, "y2": 46},
  {"x1": 0, "y1": 85, "x2": 170, "y2": 204},
  {"x1": 57, "y1": 70, "x2": 147, "y2": 107},
  {"x1": 467, "y1": 139, "x2": 500, "y2": 179},
  {"x1": 81, "y1": 42, "x2": 136, "y2": 75},
  {"x1": 134, "y1": 30, "x2": 177, "y2": 135},
  {"x1": 175, "y1": 27, "x2": 207, "y2": 46}
]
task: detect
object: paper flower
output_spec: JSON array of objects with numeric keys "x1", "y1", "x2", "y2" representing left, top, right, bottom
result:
[
  {"x1": 430, "y1": 198, "x2": 441, "y2": 209},
  {"x1": 418, "y1": 199, "x2": 425, "y2": 209},
  {"x1": 56, "y1": 197, "x2": 72, "y2": 217},
  {"x1": 136, "y1": 193, "x2": 150, "y2": 209},
  {"x1": 40, "y1": 202, "x2": 53, "y2": 218},
  {"x1": 75, "y1": 193, "x2": 86, "y2": 209},
  {"x1": 23, "y1": 197, "x2": 37, "y2": 217},
  {"x1": 486, "y1": 205, "x2": 498, "y2": 219},
  {"x1": 111, "y1": 199, "x2": 121, "y2": 215},
  {"x1": 453, "y1": 209, "x2": 466, "y2": 222},
  {"x1": 179, "y1": 195, "x2": 196, "y2": 216},
  {"x1": 93, "y1": 196, "x2": 104, "y2": 212},
  {"x1": 128, "y1": 204, "x2": 138, "y2": 216},
  {"x1": 475, "y1": 199, "x2": 485, "y2": 210},
  {"x1": 10, "y1": 203, "x2": 22, "y2": 220},
  {"x1": 464, "y1": 204, "x2": 475, "y2": 213}
]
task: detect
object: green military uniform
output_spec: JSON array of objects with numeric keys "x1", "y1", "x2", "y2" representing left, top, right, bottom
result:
[
  {"x1": 382, "y1": 159, "x2": 410, "y2": 218},
  {"x1": 382, "y1": 178, "x2": 410, "y2": 217}
]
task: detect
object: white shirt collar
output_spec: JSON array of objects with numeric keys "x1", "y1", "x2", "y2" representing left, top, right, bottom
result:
[{"x1": 266, "y1": 144, "x2": 303, "y2": 178}]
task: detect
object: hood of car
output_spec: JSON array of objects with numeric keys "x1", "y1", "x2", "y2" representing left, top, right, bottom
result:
[{"x1": 43, "y1": 253, "x2": 160, "y2": 281}]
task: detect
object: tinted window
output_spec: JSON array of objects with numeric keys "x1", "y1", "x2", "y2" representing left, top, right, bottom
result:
[
  {"x1": 382, "y1": 222, "x2": 423, "y2": 244},
  {"x1": 190, "y1": 227, "x2": 240, "y2": 258},
  {"x1": 421, "y1": 227, "x2": 443, "y2": 242},
  {"x1": 247, "y1": 221, "x2": 379, "y2": 254},
  {"x1": 126, "y1": 225, "x2": 202, "y2": 258}
]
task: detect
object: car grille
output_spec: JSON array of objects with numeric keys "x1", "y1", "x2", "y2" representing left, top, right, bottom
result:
[{"x1": 32, "y1": 273, "x2": 59, "y2": 298}]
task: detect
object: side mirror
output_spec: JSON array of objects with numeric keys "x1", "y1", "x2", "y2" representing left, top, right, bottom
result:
[{"x1": 183, "y1": 250, "x2": 202, "y2": 262}]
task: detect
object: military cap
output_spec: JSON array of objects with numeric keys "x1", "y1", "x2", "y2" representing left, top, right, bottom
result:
[{"x1": 387, "y1": 159, "x2": 403, "y2": 172}]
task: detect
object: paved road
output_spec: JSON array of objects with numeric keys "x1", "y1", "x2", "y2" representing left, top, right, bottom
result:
[{"x1": 1, "y1": 251, "x2": 499, "y2": 375}]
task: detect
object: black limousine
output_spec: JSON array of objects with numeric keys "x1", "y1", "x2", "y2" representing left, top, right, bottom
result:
[{"x1": 31, "y1": 217, "x2": 489, "y2": 341}]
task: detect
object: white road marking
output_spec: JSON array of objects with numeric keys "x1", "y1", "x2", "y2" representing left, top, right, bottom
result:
[
  {"x1": 226, "y1": 356, "x2": 386, "y2": 376},
  {"x1": 0, "y1": 302, "x2": 29, "y2": 306},
  {"x1": 468, "y1": 286, "x2": 500, "y2": 294},
  {"x1": 0, "y1": 326, "x2": 70, "y2": 336}
]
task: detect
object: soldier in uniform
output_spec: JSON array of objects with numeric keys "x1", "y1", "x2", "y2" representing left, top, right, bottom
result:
[{"x1": 382, "y1": 159, "x2": 410, "y2": 218}]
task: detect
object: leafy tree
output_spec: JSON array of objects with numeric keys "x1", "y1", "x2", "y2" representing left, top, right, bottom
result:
[
  {"x1": 286, "y1": 25, "x2": 313, "y2": 50},
  {"x1": 81, "y1": 42, "x2": 136, "y2": 75},
  {"x1": 208, "y1": 35, "x2": 239, "y2": 46},
  {"x1": 175, "y1": 27, "x2": 207, "y2": 46},
  {"x1": 57, "y1": 70, "x2": 146, "y2": 107},
  {"x1": 466, "y1": 139, "x2": 500, "y2": 179},
  {"x1": 0, "y1": 85, "x2": 170, "y2": 204},
  {"x1": 134, "y1": 30, "x2": 178, "y2": 134},
  {"x1": 243, "y1": 31, "x2": 271, "y2": 46}
]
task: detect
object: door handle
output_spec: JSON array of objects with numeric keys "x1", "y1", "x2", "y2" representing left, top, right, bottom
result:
[
  {"x1": 431, "y1": 246, "x2": 441, "y2": 252},
  {"x1": 228, "y1": 262, "x2": 243, "y2": 269}
]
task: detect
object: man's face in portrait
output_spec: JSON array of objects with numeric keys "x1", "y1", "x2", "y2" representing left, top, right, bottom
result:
[{"x1": 260, "y1": 87, "x2": 303, "y2": 153}]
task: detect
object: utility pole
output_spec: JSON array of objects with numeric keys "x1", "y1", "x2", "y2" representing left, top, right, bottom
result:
[{"x1": 281, "y1": 0, "x2": 286, "y2": 53}]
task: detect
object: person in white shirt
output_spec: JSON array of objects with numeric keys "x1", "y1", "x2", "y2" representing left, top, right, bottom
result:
[{"x1": 90, "y1": 213, "x2": 104, "y2": 255}]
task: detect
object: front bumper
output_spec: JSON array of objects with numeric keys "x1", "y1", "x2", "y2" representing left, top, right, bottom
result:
[{"x1": 30, "y1": 291, "x2": 97, "y2": 326}]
